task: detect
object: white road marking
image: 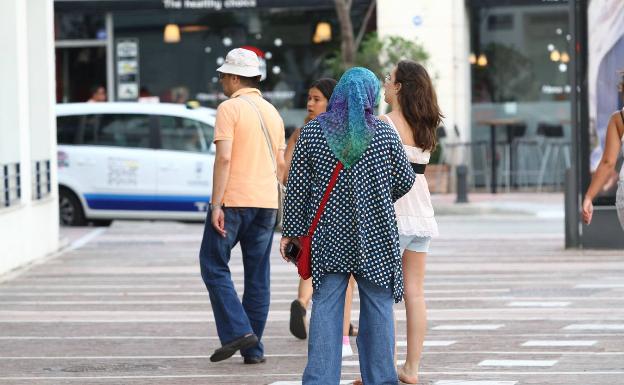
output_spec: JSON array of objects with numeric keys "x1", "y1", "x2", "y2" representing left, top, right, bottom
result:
[
  {"x1": 1, "y1": 372, "x2": 623, "y2": 381},
  {"x1": 67, "y1": 228, "x2": 107, "y2": 251},
  {"x1": 435, "y1": 382, "x2": 517, "y2": 385},
  {"x1": 478, "y1": 359, "x2": 557, "y2": 367},
  {"x1": 269, "y1": 382, "x2": 353, "y2": 385},
  {"x1": 563, "y1": 324, "x2": 624, "y2": 331},
  {"x1": 506, "y1": 301, "x2": 570, "y2": 307},
  {"x1": 433, "y1": 324, "x2": 505, "y2": 331},
  {"x1": 575, "y1": 284, "x2": 624, "y2": 289},
  {"x1": 397, "y1": 340, "x2": 457, "y2": 347},
  {"x1": 522, "y1": 340, "x2": 597, "y2": 347}
]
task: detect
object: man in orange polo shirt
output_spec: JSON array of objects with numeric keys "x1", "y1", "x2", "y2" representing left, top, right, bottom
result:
[{"x1": 199, "y1": 48, "x2": 286, "y2": 365}]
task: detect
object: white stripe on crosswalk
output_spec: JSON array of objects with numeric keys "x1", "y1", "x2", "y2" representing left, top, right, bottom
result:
[
  {"x1": 433, "y1": 324, "x2": 504, "y2": 331},
  {"x1": 478, "y1": 360, "x2": 557, "y2": 367},
  {"x1": 268, "y1": 382, "x2": 353, "y2": 385},
  {"x1": 506, "y1": 301, "x2": 570, "y2": 307},
  {"x1": 575, "y1": 284, "x2": 624, "y2": 289},
  {"x1": 563, "y1": 324, "x2": 624, "y2": 331},
  {"x1": 435, "y1": 381, "x2": 517, "y2": 385},
  {"x1": 397, "y1": 340, "x2": 457, "y2": 347},
  {"x1": 522, "y1": 340, "x2": 597, "y2": 347}
]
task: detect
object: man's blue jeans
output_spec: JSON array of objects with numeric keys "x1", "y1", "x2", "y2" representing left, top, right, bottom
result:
[
  {"x1": 199, "y1": 207, "x2": 276, "y2": 358},
  {"x1": 303, "y1": 273, "x2": 398, "y2": 385}
]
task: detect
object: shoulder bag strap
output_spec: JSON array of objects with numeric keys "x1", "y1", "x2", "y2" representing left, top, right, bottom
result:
[
  {"x1": 239, "y1": 95, "x2": 281, "y2": 186},
  {"x1": 307, "y1": 161, "x2": 343, "y2": 236}
]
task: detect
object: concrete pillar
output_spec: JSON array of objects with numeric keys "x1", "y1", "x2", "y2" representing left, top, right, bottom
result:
[
  {"x1": 0, "y1": 0, "x2": 59, "y2": 275},
  {"x1": 377, "y1": 0, "x2": 472, "y2": 147}
]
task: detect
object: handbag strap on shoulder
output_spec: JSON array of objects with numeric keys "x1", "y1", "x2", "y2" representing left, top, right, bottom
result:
[
  {"x1": 308, "y1": 161, "x2": 343, "y2": 236},
  {"x1": 239, "y1": 95, "x2": 283, "y2": 188}
]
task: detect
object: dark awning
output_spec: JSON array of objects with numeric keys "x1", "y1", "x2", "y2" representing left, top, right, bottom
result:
[{"x1": 54, "y1": 0, "x2": 370, "y2": 12}]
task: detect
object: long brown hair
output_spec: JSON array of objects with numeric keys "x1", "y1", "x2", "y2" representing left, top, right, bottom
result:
[{"x1": 395, "y1": 60, "x2": 443, "y2": 151}]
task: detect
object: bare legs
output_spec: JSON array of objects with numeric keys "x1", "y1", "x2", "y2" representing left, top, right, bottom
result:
[
  {"x1": 398, "y1": 250, "x2": 427, "y2": 384},
  {"x1": 297, "y1": 277, "x2": 314, "y2": 308},
  {"x1": 292, "y1": 275, "x2": 356, "y2": 339},
  {"x1": 343, "y1": 276, "x2": 356, "y2": 335}
]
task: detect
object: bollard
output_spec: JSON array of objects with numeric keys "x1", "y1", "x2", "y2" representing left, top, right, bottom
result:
[{"x1": 455, "y1": 165, "x2": 469, "y2": 203}]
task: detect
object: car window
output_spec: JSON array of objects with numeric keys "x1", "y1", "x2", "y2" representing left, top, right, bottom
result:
[
  {"x1": 159, "y1": 116, "x2": 213, "y2": 152},
  {"x1": 198, "y1": 121, "x2": 214, "y2": 146},
  {"x1": 57, "y1": 115, "x2": 79, "y2": 144},
  {"x1": 84, "y1": 114, "x2": 151, "y2": 148},
  {"x1": 57, "y1": 115, "x2": 98, "y2": 145}
]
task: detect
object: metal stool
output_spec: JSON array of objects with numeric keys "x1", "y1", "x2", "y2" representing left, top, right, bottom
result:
[
  {"x1": 497, "y1": 123, "x2": 527, "y2": 192},
  {"x1": 536, "y1": 123, "x2": 571, "y2": 191}
]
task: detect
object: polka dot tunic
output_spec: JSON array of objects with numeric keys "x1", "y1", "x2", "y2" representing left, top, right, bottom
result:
[{"x1": 282, "y1": 119, "x2": 416, "y2": 302}]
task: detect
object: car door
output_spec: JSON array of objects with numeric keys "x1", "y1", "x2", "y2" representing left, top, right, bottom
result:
[
  {"x1": 156, "y1": 114, "x2": 214, "y2": 218},
  {"x1": 80, "y1": 113, "x2": 159, "y2": 213},
  {"x1": 57, "y1": 114, "x2": 101, "y2": 196}
]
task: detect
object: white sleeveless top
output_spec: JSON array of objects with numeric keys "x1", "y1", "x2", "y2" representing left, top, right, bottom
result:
[{"x1": 385, "y1": 115, "x2": 439, "y2": 237}]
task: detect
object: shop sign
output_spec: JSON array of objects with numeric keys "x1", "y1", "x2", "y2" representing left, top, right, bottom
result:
[
  {"x1": 162, "y1": 0, "x2": 257, "y2": 10},
  {"x1": 116, "y1": 38, "x2": 140, "y2": 100}
]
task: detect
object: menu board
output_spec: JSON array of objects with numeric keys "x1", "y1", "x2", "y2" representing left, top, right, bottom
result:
[{"x1": 116, "y1": 38, "x2": 140, "y2": 100}]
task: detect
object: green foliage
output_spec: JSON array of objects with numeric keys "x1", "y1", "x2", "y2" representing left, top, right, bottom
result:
[
  {"x1": 429, "y1": 143, "x2": 443, "y2": 165},
  {"x1": 325, "y1": 33, "x2": 430, "y2": 80}
]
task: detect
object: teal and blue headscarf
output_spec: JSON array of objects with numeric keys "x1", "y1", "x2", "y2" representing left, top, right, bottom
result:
[{"x1": 317, "y1": 67, "x2": 380, "y2": 168}]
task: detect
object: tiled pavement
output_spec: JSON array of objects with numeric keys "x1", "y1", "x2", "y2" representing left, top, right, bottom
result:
[{"x1": 0, "y1": 209, "x2": 623, "y2": 384}]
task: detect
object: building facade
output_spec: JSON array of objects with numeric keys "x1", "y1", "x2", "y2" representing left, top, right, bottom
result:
[
  {"x1": 0, "y1": 0, "x2": 59, "y2": 275},
  {"x1": 0, "y1": 0, "x2": 618, "y2": 277},
  {"x1": 53, "y1": 0, "x2": 375, "y2": 133}
]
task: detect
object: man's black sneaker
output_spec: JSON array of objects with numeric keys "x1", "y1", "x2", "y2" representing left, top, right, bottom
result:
[
  {"x1": 210, "y1": 334, "x2": 259, "y2": 362},
  {"x1": 243, "y1": 356, "x2": 266, "y2": 364}
]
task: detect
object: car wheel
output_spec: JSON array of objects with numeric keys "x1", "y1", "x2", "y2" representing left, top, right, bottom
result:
[{"x1": 59, "y1": 188, "x2": 87, "y2": 226}]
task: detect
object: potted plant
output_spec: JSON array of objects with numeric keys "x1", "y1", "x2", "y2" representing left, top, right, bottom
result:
[{"x1": 424, "y1": 143, "x2": 450, "y2": 194}]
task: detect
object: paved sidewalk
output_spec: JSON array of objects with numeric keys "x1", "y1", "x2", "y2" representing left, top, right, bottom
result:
[
  {"x1": 432, "y1": 192, "x2": 564, "y2": 218},
  {"x1": 1, "y1": 204, "x2": 623, "y2": 384}
]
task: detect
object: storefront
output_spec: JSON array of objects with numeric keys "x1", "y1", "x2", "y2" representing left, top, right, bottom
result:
[
  {"x1": 468, "y1": 0, "x2": 623, "y2": 248},
  {"x1": 468, "y1": 0, "x2": 573, "y2": 188},
  {"x1": 53, "y1": 0, "x2": 375, "y2": 130}
]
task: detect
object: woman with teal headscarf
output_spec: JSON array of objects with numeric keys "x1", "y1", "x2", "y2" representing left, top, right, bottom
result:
[{"x1": 280, "y1": 67, "x2": 415, "y2": 384}]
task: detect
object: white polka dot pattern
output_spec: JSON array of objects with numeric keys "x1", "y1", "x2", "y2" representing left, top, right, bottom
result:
[{"x1": 282, "y1": 119, "x2": 416, "y2": 302}]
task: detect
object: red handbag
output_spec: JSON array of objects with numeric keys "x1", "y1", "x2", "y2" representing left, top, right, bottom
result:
[{"x1": 296, "y1": 161, "x2": 344, "y2": 279}]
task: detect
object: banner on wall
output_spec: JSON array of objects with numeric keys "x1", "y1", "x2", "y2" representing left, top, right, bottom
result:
[{"x1": 587, "y1": 0, "x2": 624, "y2": 171}]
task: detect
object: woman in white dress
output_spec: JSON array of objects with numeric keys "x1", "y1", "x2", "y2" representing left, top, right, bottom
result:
[
  {"x1": 583, "y1": 108, "x2": 624, "y2": 229},
  {"x1": 382, "y1": 60, "x2": 442, "y2": 384}
]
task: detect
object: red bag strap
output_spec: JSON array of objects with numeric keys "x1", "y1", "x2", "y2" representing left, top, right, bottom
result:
[{"x1": 307, "y1": 161, "x2": 343, "y2": 236}]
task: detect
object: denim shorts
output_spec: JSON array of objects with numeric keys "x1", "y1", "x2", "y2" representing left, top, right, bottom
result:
[
  {"x1": 616, "y1": 181, "x2": 624, "y2": 231},
  {"x1": 399, "y1": 234, "x2": 431, "y2": 253}
]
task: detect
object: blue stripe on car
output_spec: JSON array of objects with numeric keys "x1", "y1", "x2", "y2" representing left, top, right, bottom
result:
[{"x1": 84, "y1": 194, "x2": 211, "y2": 211}]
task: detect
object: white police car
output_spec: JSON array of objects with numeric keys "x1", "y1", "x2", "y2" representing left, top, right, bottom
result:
[{"x1": 57, "y1": 102, "x2": 216, "y2": 226}]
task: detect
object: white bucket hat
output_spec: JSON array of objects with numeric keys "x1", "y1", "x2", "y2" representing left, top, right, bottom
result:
[{"x1": 217, "y1": 48, "x2": 262, "y2": 78}]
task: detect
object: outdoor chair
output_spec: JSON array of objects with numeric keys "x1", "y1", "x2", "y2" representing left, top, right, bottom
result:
[{"x1": 536, "y1": 122, "x2": 571, "y2": 191}]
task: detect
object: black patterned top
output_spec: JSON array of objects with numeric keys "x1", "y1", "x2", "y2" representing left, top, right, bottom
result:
[{"x1": 282, "y1": 118, "x2": 415, "y2": 302}]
